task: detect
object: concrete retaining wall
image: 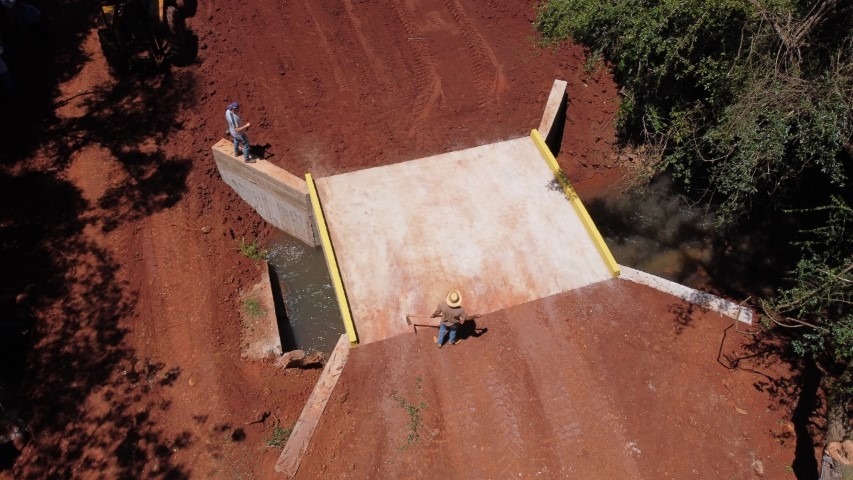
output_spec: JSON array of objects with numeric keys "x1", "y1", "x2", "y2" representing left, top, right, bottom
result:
[
  {"x1": 239, "y1": 261, "x2": 284, "y2": 359},
  {"x1": 276, "y1": 334, "x2": 350, "y2": 477},
  {"x1": 620, "y1": 266, "x2": 753, "y2": 324},
  {"x1": 538, "y1": 79, "x2": 568, "y2": 154},
  {"x1": 212, "y1": 140, "x2": 319, "y2": 246}
]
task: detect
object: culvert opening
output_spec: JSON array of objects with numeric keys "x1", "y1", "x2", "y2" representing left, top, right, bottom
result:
[{"x1": 267, "y1": 230, "x2": 343, "y2": 353}]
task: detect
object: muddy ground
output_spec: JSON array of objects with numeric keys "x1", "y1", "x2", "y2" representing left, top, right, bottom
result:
[{"x1": 1, "y1": 0, "x2": 810, "y2": 478}]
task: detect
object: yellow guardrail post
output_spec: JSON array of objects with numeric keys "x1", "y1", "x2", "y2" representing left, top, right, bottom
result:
[
  {"x1": 530, "y1": 129, "x2": 620, "y2": 277},
  {"x1": 305, "y1": 173, "x2": 359, "y2": 344}
]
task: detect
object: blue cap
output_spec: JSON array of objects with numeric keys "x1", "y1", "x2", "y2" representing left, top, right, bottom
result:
[{"x1": 227, "y1": 101, "x2": 239, "y2": 110}]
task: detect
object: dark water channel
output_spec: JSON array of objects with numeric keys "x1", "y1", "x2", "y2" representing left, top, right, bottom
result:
[
  {"x1": 585, "y1": 175, "x2": 717, "y2": 288},
  {"x1": 267, "y1": 231, "x2": 343, "y2": 354},
  {"x1": 586, "y1": 171, "x2": 802, "y2": 302}
]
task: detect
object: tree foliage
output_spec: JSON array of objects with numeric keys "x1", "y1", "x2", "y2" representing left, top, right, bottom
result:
[
  {"x1": 536, "y1": 0, "x2": 853, "y2": 444},
  {"x1": 536, "y1": 0, "x2": 851, "y2": 221},
  {"x1": 767, "y1": 197, "x2": 853, "y2": 379}
]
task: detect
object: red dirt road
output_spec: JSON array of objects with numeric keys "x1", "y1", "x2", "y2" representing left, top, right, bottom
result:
[
  {"x1": 299, "y1": 281, "x2": 797, "y2": 479},
  {"x1": 194, "y1": 0, "x2": 620, "y2": 177},
  {"x1": 3, "y1": 0, "x2": 801, "y2": 479}
]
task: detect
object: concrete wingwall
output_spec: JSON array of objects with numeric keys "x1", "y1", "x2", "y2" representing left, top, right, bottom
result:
[
  {"x1": 239, "y1": 261, "x2": 284, "y2": 358},
  {"x1": 619, "y1": 266, "x2": 754, "y2": 324},
  {"x1": 212, "y1": 139, "x2": 319, "y2": 246},
  {"x1": 538, "y1": 79, "x2": 568, "y2": 154}
]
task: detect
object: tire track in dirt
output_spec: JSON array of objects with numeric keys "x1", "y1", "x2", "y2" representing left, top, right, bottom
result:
[
  {"x1": 131, "y1": 209, "x2": 235, "y2": 440},
  {"x1": 305, "y1": 340, "x2": 400, "y2": 478},
  {"x1": 377, "y1": 337, "x2": 440, "y2": 476},
  {"x1": 441, "y1": 0, "x2": 507, "y2": 110},
  {"x1": 364, "y1": 339, "x2": 405, "y2": 475},
  {"x1": 488, "y1": 318, "x2": 577, "y2": 478},
  {"x1": 387, "y1": 332, "x2": 528, "y2": 479},
  {"x1": 391, "y1": 0, "x2": 446, "y2": 139},
  {"x1": 517, "y1": 292, "x2": 643, "y2": 478},
  {"x1": 410, "y1": 351, "x2": 449, "y2": 470},
  {"x1": 461, "y1": 318, "x2": 536, "y2": 478},
  {"x1": 403, "y1": 341, "x2": 472, "y2": 477},
  {"x1": 522, "y1": 299, "x2": 591, "y2": 473},
  {"x1": 300, "y1": 0, "x2": 351, "y2": 92},
  {"x1": 340, "y1": 0, "x2": 394, "y2": 89}
]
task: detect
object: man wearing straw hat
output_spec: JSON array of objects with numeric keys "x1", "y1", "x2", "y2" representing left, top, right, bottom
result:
[{"x1": 431, "y1": 289, "x2": 478, "y2": 348}]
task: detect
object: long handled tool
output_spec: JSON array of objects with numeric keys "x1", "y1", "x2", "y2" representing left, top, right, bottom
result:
[{"x1": 405, "y1": 314, "x2": 436, "y2": 335}]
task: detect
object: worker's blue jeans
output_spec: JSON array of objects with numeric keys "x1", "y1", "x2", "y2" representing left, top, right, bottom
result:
[
  {"x1": 438, "y1": 323, "x2": 457, "y2": 346},
  {"x1": 233, "y1": 133, "x2": 250, "y2": 160}
]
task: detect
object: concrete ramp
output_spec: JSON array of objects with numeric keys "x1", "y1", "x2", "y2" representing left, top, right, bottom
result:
[{"x1": 315, "y1": 136, "x2": 612, "y2": 345}]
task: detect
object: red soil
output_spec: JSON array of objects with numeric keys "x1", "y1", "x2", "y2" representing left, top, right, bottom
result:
[
  {"x1": 2, "y1": 0, "x2": 803, "y2": 479},
  {"x1": 299, "y1": 280, "x2": 798, "y2": 479}
]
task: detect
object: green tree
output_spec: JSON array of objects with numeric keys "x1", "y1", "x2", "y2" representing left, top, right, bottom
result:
[
  {"x1": 536, "y1": 0, "x2": 853, "y2": 468},
  {"x1": 763, "y1": 198, "x2": 852, "y2": 437}
]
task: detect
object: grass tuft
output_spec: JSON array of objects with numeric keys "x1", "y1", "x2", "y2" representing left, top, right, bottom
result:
[
  {"x1": 265, "y1": 420, "x2": 292, "y2": 448},
  {"x1": 391, "y1": 377, "x2": 428, "y2": 448},
  {"x1": 243, "y1": 298, "x2": 266, "y2": 318},
  {"x1": 238, "y1": 238, "x2": 268, "y2": 260}
]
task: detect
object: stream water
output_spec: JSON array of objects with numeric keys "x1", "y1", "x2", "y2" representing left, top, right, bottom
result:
[
  {"x1": 266, "y1": 231, "x2": 343, "y2": 353},
  {"x1": 585, "y1": 174, "x2": 717, "y2": 288}
]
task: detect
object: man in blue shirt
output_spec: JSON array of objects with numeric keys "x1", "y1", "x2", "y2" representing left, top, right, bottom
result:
[{"x1": 225, "y1": 101, "x2": 253, "y2": 162}]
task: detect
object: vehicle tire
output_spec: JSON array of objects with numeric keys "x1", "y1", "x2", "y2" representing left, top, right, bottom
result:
[
  {"x1": 164, "y1": 6, "x2": 193, "y2": 65},
  {"x1": 176, "y1": 0, "x2": 196, "y2": 18},
  {"x1": 165, "y1": 6, "x2": 185, "y2": 37},
  {"x1": 97, "y1": 28, "x2": 128, "y2": 73}
]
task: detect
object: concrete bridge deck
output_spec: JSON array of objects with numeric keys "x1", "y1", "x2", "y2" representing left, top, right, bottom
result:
[{"x1": 314, "y1": 135, "x2": 612, "y2": 345}]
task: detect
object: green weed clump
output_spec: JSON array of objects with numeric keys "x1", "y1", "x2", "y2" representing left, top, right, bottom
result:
[
  {"x1": 243, "y1": 298, "x2": 266, "y2": 318},
  {"x1": 237, "y1": 238, "x2": 268, "y2": 260},
  {"x1": 391, "y1": 377, "x2": 428, "y2": 448},
  {"x1": 265, "y1": 421, "x2": 292, "y2": 448}
]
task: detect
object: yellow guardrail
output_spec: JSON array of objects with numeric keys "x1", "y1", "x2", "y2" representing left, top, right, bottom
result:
[
  {"x1": 305, "y1": 174, "x2": 359, "y2": 344},
  {"x1": 530, "y1": 129, "x2": 620, "y2": 277}
]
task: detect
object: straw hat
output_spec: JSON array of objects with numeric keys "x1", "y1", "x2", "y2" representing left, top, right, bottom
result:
[{"x1": 445, "y1": 289, "x2": 462, "y2": 308}]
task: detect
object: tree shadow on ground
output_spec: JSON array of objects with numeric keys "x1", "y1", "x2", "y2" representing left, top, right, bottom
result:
[
  {"x1": 666, "y1": 302, "x2": 699, "y2": 335},
  {"x1": 0, "y1": 1, "x2": 198, "y2": 477},
  {"x1": 666, "y1": 291, "x2": 752, "y2": 335},
  {"x1": 716, "y1": 324, "x2": 821, "y2": 479},
  {"x1": 0, "y1": 167, "x2": 193, "y2": 479}
]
